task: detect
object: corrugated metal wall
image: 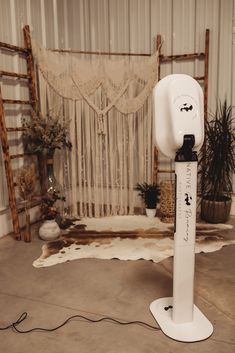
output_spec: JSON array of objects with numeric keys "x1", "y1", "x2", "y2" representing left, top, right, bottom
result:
[
  {"x1": 0, "y1": 0, "x2": 234, "y2": 215},
  {"x1": 1, "y1": 0, "x2": 234, "y2": 106}
]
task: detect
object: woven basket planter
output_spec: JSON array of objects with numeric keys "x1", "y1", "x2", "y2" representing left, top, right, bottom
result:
[
  {"x1": 160, "y1": 180, "x2": 175, "y2": 223},
  {"x1": 201, "y1": 198, "x2": 231, "y2": 223}
]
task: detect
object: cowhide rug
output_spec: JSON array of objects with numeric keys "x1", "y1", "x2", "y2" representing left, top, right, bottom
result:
[{"x1": 33, "y1": 216, "x2": 235, "y2": 268}]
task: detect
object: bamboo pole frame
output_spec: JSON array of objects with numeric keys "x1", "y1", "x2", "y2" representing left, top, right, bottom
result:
[
  {"x1": 152, "y1": 34, "x2": 162, "y2": 183},
  {"x1": 204, "y1": 29, "x2": 210, "y2": 123},
  {"x1": 0, "y1": 70, "x2": 29, "y2": 79},
  {"x1": 0, "y1": 41, "x2": 27, "y2": 53},
  {"x1": 6, "y1": 127, "x2": 26, "y2": 132},
  {"x1": 160, "y1": 52, "x2": 205, "y2": 62},
  {"x1": 23, "y1": 25, "x2": 38, "y2": 112},
  {"x1": 3, "y1": 99, "x2": 30, "y2": 105},
  {"x1": 0, "y1": 25, "x2": 39, "y2": 240},
  {"x1": 51, "y1": 48, "x2": 152, "y2": 56},
  {"x1": 10, "y1": 152, "x2": 34, "y2": 160},
  {"x1": 0, "y1": 88, "x2": 21, "y2": 240}
]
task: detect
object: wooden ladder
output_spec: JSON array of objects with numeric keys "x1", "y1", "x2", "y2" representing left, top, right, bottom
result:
[{"x1": 0, "y1": 25, "x2": 38, "y2": 240}]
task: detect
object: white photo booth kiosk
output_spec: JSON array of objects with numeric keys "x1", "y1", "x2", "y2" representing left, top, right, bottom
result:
[{"x1": 150, "y1": 74, "x2": 213, "y2": 342}]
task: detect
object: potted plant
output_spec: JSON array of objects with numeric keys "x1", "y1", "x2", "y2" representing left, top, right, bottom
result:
[
  {"x1": 136, "y1": 182, "x2": 160, "y2": 218},
  {"x1": 39, "y1": 190, "x2": 65, "y2": 240},
  {"x1": 200, "y1": 100, "x2": 235, "y2": 223}
]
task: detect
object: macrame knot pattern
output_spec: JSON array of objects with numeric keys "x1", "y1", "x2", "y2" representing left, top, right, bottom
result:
[
  {"x1": 97, "y1": 113, "x2": 106, "y2": 135},
  {"x1": 32, "y1": 40, "x2": 159, "y2": 134},
  {"x1": 32, "y1": 41, "x2": 157, "y2": 217}
]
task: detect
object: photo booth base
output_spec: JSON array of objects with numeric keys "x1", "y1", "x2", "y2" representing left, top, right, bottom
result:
[{"x1": 150, "y1": 297, "x2": 213, "y2": 342}]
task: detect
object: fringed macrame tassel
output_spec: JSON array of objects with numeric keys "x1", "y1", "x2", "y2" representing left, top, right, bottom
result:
[{"x1": 97, "y1": 113, "x2": 106, "y2": 135}]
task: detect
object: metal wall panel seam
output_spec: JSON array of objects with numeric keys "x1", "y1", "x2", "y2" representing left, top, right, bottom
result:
[
  {"x1": 231, "y1": 0, "x2": 235, "y2": 105},
  {"x1": 26, "y1": 0, "x2": 32, "y2": 32},
  {"x1": 40, "y1": 0, "x2": 47, "y2": 47},
  {"x1": 63, "y1": 0, "x2": 69, "y2": 49},
  {"x1": 53, "y1": 0, "x2": 59, "y2": 48},
  {"x1": 218, "y1": 0, "x2": 233, "y2": 102}
]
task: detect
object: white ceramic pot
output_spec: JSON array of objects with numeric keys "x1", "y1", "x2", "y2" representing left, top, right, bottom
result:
[
  {"x1": 39, "y1": 219, "x2": 61, "y2": 241},
  {"x1": 146, "y1": 208, "x2": 156, "y2": 218}
]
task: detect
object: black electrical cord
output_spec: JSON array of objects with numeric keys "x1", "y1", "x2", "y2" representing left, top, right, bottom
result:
[
  {"x1": 2, "y1": 313, "x2": 235, "y2": 346},
  {"x1": 0, "y1": 312, "x2": 161, "y2": 334}
]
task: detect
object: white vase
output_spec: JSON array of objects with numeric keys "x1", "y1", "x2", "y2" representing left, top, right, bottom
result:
[
  {"x1": 39, "y1": 219, "x2": 61, "y2": 241},
  {"x1": 146, "y1": 208, "x2": 156, "y2": 218}
]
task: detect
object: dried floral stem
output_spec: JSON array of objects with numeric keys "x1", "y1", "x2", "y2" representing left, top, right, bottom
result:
[
  {"x1": 22, "y1": 110, "x2": 72, "y2": 153},
  {"x1": 15, "y1": 164, "x2": 36, "y2": 242},
  {"x1": 16, "y1": 164, "x2": 36, "y2": 204}
]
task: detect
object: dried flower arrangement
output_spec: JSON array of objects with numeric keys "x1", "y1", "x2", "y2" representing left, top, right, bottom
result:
[
  {"x1": 22, "y1": 111, "x2": 72, "y2": 228},
  {"x1": 40, "y1": 190, "x2": 65, "y2": 220},
  {"x1": 15, "y1": 164, "x2": 36, "y2": 242},
  {"x1": 22, "y1": 111, "x2": 72, "y2": 153},
  {"x1": 16, "y1": 164, "x2": 36, "y2": 201}
]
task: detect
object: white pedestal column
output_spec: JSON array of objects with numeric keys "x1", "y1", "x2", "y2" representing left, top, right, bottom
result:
[{"x1": 150, "y1": 161, "x2": 213, "y2": 342}]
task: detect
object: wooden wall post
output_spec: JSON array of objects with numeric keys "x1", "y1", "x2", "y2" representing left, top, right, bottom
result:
[
  {"x1": 23, "y1": 25, "x2": 38, "y2": 113},
  {"x1": 152, "y1": 35, "x2": 162, "y2": 184},
  {"x1": 204, "y1": 29, "x2": 210, "y2": 123},
  {"x1": 156, "y1": 34, "x2": 162, "y2": 82},
  {"x1": 201, "y1": 29, "x2": 210, "y2": 197},
  {"x1": 23, "y1": 25, "x2": 45, "y2": 190},
  {"x1": 0, "y1": 25, "x2": 41, "y2": 240}
]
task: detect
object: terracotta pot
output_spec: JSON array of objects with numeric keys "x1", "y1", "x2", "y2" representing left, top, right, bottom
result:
[
  {"x1": 201, "y1": 198, "x2": 231, "y2": 223},
  {"x1": 39, "y1": 219, "x2": 61, "y2": 240}
]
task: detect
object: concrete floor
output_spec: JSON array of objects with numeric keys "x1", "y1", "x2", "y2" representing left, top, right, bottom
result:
[{"x1": 0, "y1": 219, "x2": 235, "y2": 353}]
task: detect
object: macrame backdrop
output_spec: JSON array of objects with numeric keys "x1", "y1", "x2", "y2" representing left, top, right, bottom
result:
[{"x1": 33, "y1": 42, "x2": 159, "y2": 217}]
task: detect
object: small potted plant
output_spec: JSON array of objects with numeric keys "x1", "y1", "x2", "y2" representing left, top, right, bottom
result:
[
  {"x1": 136, "y1": 182, "x2": 160, "y2": 218},
  {"x1": 199, "y1": 100, "x2": 235, "y2": 223}
]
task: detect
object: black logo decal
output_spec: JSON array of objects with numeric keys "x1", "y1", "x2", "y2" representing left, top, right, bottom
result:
[
  {"x1": 185, "y1": 193, "x2": 192, "y2": 206},
  {"x1": 180, "y1": 103, "x2": 193, "y2": 112}
]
